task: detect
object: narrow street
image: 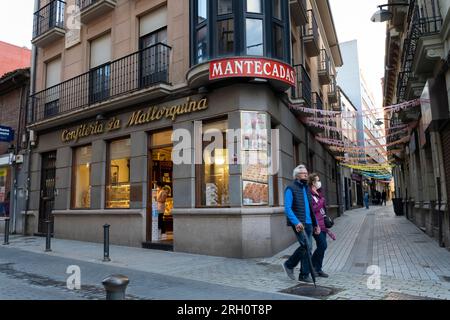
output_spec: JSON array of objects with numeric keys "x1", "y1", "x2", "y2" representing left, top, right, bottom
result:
[{"x1": 1, "y1": 204, "x2": 449, "y2": 300}]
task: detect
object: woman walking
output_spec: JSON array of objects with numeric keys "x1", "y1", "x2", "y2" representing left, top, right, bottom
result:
[{"x1": 308, "y1": 173, "x2": 335, "y2": 278}]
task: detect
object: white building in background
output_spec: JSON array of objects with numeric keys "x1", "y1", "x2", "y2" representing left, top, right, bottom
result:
[{"x1": 336, "y1": 40, "x2": 388, "y2": 197}]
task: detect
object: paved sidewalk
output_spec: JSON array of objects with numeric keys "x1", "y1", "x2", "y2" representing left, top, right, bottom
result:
[{"x1": 2, "y1": 204, "x2": 450, "y2": 300}]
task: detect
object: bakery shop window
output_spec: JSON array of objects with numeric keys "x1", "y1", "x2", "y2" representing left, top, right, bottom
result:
[
  {"x1": 199, "y1": 119, "x2": 230, "y2": 207},
  {"x1": 241, "y1": 112, "x2": 269, "y2": 205},
  {"x1": 72, "y1": 145, "x2": 92, "y2": 209},
  {"x1": 106, "y1": 138, "x2": 131, "y2": 209}
]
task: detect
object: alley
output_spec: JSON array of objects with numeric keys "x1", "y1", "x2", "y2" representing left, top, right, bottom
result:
[{"x1": 1, "y1": 204, "x2": 450, "y2": 300}]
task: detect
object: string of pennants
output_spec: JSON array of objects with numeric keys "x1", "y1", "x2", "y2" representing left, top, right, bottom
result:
[
  {"x1": 289, "y1": 99, "x2": 423, "y2": 179},
  {"x1": 289, "y1": 98, "x2": 424, "y2": 120}
]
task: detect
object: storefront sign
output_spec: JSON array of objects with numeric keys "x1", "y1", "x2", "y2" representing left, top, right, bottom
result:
[
  {"x1": 0, "y1": 126, "x2": 14, "y2": 142},
  {"x1": 209, "y1": 58, "x2": 296, "y2": 86},
  {"x1": 351, "y1": 173, "x2": 362, "y2": 182},
  {"x1": 61, "y1": 97, "x2": 208, "y2": 143}
]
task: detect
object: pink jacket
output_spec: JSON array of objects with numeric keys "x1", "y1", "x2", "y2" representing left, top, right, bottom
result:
[{"x1": 311, "y1": 190, "x2": 327, "y2": 231}]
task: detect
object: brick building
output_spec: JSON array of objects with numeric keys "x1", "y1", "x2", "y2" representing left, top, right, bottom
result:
[
  {"x1": 0, "y1": 41, "x2": 31, "y2": 77},
  {"x1": 0, "y1": 68, "x2": 30, "y2": 234}
]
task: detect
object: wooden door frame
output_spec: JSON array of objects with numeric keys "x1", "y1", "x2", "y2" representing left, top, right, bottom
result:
[{"x1": 146, "y1": 129, "x2": 173, "y2": 242}]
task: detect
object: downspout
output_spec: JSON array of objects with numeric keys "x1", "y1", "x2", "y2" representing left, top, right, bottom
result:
[
  {"x1": 24, "y1": 0, "x2": 40, "y2": 235},
  {"x1": 12, "y1": 82, "x2": 26, "y2": 234}
]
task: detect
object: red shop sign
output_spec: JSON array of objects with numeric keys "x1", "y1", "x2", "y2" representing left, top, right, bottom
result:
[{"x1": 209, "y1": 57, "x2": 296, "y2": 86}]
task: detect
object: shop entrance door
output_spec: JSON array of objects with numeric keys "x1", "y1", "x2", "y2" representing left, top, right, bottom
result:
[
  {"x1": 38, "y1": 151, "x2": 56, "y2": 235},
  {"x1": 144, "y1": 130, "x2": 174, "y2": 250}
]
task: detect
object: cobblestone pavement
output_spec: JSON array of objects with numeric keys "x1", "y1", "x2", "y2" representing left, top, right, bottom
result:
[{"x1": 1, "y1": 204, "x2": 450, "y2": 300}]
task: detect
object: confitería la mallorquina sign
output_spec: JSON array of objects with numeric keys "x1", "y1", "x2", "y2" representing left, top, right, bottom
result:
[{"x1": 61, "y1": 97, "x2": 208, "y2": 143}]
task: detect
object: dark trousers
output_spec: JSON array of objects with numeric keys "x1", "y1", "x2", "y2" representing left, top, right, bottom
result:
[
  {"x1": 285, "y1": 224, "x2": 313, "y2": 277},
  {"x1": 158, "y1": 213, "x2": 166, "y2": 233},
  {"x1": 312, "y1": 231, "x2": 328, "y2": 272}
]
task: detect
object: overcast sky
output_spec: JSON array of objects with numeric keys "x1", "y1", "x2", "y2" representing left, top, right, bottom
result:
[
  {"x1": 0, "y1": 0, "x2": 387, "y2": 107},
  {"x1": 330, "y1": 0, "x2": 387, "y2": 109}
]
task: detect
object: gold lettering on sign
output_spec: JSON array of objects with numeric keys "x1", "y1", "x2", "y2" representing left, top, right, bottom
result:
[
  {"x1": 61, "y1": 97, "x2": 209, "y2": 143},
  {"x1": 126, "y1": 97, "x2": 208, "y2": 127}
]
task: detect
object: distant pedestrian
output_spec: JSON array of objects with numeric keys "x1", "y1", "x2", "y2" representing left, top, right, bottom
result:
[
  {"x1": 308, "y1": 173, "x2": 336, "y2": 278},
  {"x1": 381, "y1": 190, "x2": 387, "y2": 206},
  {"x1": 282, "y1": 165, "x2": 320, "y2": 283},
  {"x1": 364, "y1": 191, "x2": 370, "y2": 209}
]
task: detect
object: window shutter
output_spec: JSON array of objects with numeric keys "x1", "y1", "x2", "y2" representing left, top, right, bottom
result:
[
  {"x1": 139, "y1": 6, "x2": 167, "y2": 37},
  {"x1": 90, "y1": 33, "x2": 111, "y2": 68},
  {"x1": 46, "y1": 58, "x2": 61, "y2": 88}
]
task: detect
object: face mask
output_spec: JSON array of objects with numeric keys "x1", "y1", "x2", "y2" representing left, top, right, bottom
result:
[{"x1": 315, "y1": 181, "x2": 322, "y2": 190}]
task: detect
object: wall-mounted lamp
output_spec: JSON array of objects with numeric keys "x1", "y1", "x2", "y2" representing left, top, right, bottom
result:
[
  {"x1": 371, "y1": 3, "x2": 409, "y2": 23},
  {"x1": 29, "y1": 130, "x2": 37, "y2": 147}
]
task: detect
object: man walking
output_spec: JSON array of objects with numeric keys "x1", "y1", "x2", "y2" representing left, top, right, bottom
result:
[
  {"x1": 381, "y1": 190, "x2": 387, "y2": 206},
  {"x1": 282, "y1": 165, "x2": 320, "y2": 283}
]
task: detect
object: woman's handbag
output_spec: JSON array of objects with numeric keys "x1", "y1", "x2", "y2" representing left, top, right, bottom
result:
[{"x1": 324, "y1": 215, "x2": 334, "y2": 229}]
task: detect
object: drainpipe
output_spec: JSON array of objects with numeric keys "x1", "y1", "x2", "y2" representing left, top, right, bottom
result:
[{"x1": 24, "y1": 0, "x2": 40, "y2": 235}]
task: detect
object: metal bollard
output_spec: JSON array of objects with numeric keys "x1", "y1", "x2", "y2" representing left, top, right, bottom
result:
[
  {"x1": 3, "y1": 218, "x2": 10, "y2": 245},
  {"x1": 103, "y1": 224, "x2": 111, "y2": 262},
  {"x1": 102, "y1": 275, "x2": 129, "y2": 300},
  {"x1": 45, "y1": 220, "x2": 52, "y2": 252}
]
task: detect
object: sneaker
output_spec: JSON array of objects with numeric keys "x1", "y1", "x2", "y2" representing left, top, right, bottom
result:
[
  {"x1": 282, "y1": 262, "x2": 295, "y2": 280},
  {"x1": 317, "y1": 271, "x2": 329, "y2": 278},
  {"x1": 298, "y1": 275, "x2": 313, "y2": 283}
]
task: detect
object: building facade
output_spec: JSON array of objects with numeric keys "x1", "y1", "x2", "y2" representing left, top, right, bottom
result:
[
  {"x1": 383, "y1": 0, "x2": 450, "y2": 248},
  {"x1": 338, "y1": 88, "x2": 362, "y2": 210},
  {"x1": 337, "y1": 39, "x2": 389, "y2": 202},
  {"x1": 25, "y1": 0, "x2": 343, "y2": 258},
  {"x1": 0, "y1": 68, "x2": 30, "y2": 235}
]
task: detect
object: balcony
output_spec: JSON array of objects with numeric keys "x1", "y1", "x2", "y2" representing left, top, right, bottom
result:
[
  {"x1": 303, "y1": 10, "x2": 320, "y2": 57},
  {"x1": 77, "y1": 0, "x2": 117, "y2": 24},
  {"x1": 32, "y1": 0, "x2": 65, "y2": 48},
  {"x1": 291, "y1": 64, "x2": 312, "y2": 113},
  {"x1": 306, "y1": 92, "x2": 325, "y2": 134},
  {"x1": 328, "y1": 75, "x2": 339, "y2": 104},
  {"x1": 290, "y1": 0, "x2": 308, "y2": 26},
  {"x1": 318, "y1": 49, "x2": 331, "y2": 85},
  {"x1": 29, "y1": 43, "x2": 171, "y2": 126},
  {"x1": 413, "y1": 15, "x2": 444, "y2": 76}
]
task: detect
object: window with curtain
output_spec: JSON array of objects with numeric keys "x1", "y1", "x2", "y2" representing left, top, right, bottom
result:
[
  {"x1": 72, "y1": 145, "x2": 92, "y2": 209},
  {"x1": 106, "y1": 138, "x2": 131, "y2": 209}
]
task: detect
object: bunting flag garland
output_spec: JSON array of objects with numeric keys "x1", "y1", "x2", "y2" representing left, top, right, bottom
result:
[
  {"x1": 305, "y1": 120, "x2": 409, "y2": 133},
  {"x1": 383, "y1": 98, "x2": 423, "y2": 112},
  {"x1": 290, "y1": 98, "x2": 421, "y2": 180},
  {"x1": 315, "y1": 128, "x2": 409, "y2": 146},
  {"x1": 328, "y1": 136, "x2": 409, "y2": 152},
  {"x1": 290, "y1": 98, "x2": 424, "y2": 119},
  {"x1": 341, "y1": 163, "x2": 393, "y2": 170}
]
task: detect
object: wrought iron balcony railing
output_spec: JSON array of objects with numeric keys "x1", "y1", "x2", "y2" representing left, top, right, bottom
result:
[
  {"x1": 312, "y1": 92, "x2": 323, "y2": 110},
  {"x1": 292, "y1": 64, "x2": 312, "y2": 108},
  {"x1": 33, "y1": 0, "x2": 65, "y2": 39},
  {"x1": 30, "y1": 43, "x2": 171, "y2": 123},
  {"x1": 318, "y1": 49, "x2": 330, "y2": 74},
  {"x1": 397, "y1": 6, "x2": 443, "y2": 102},
  {"x1": 77, "y1": 0, "x2": 100, "y2": 10},
  {"x1": 304, "y1": 10, "x2": 319, "y2": 39}
]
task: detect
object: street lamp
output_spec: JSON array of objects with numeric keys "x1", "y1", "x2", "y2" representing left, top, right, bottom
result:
[
  {"x1": 371, "y1": 3, "x2": 409, "y2": 23},
  {"x1": 374, "y1": 118, "x2": 391, "y2": 126}
]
